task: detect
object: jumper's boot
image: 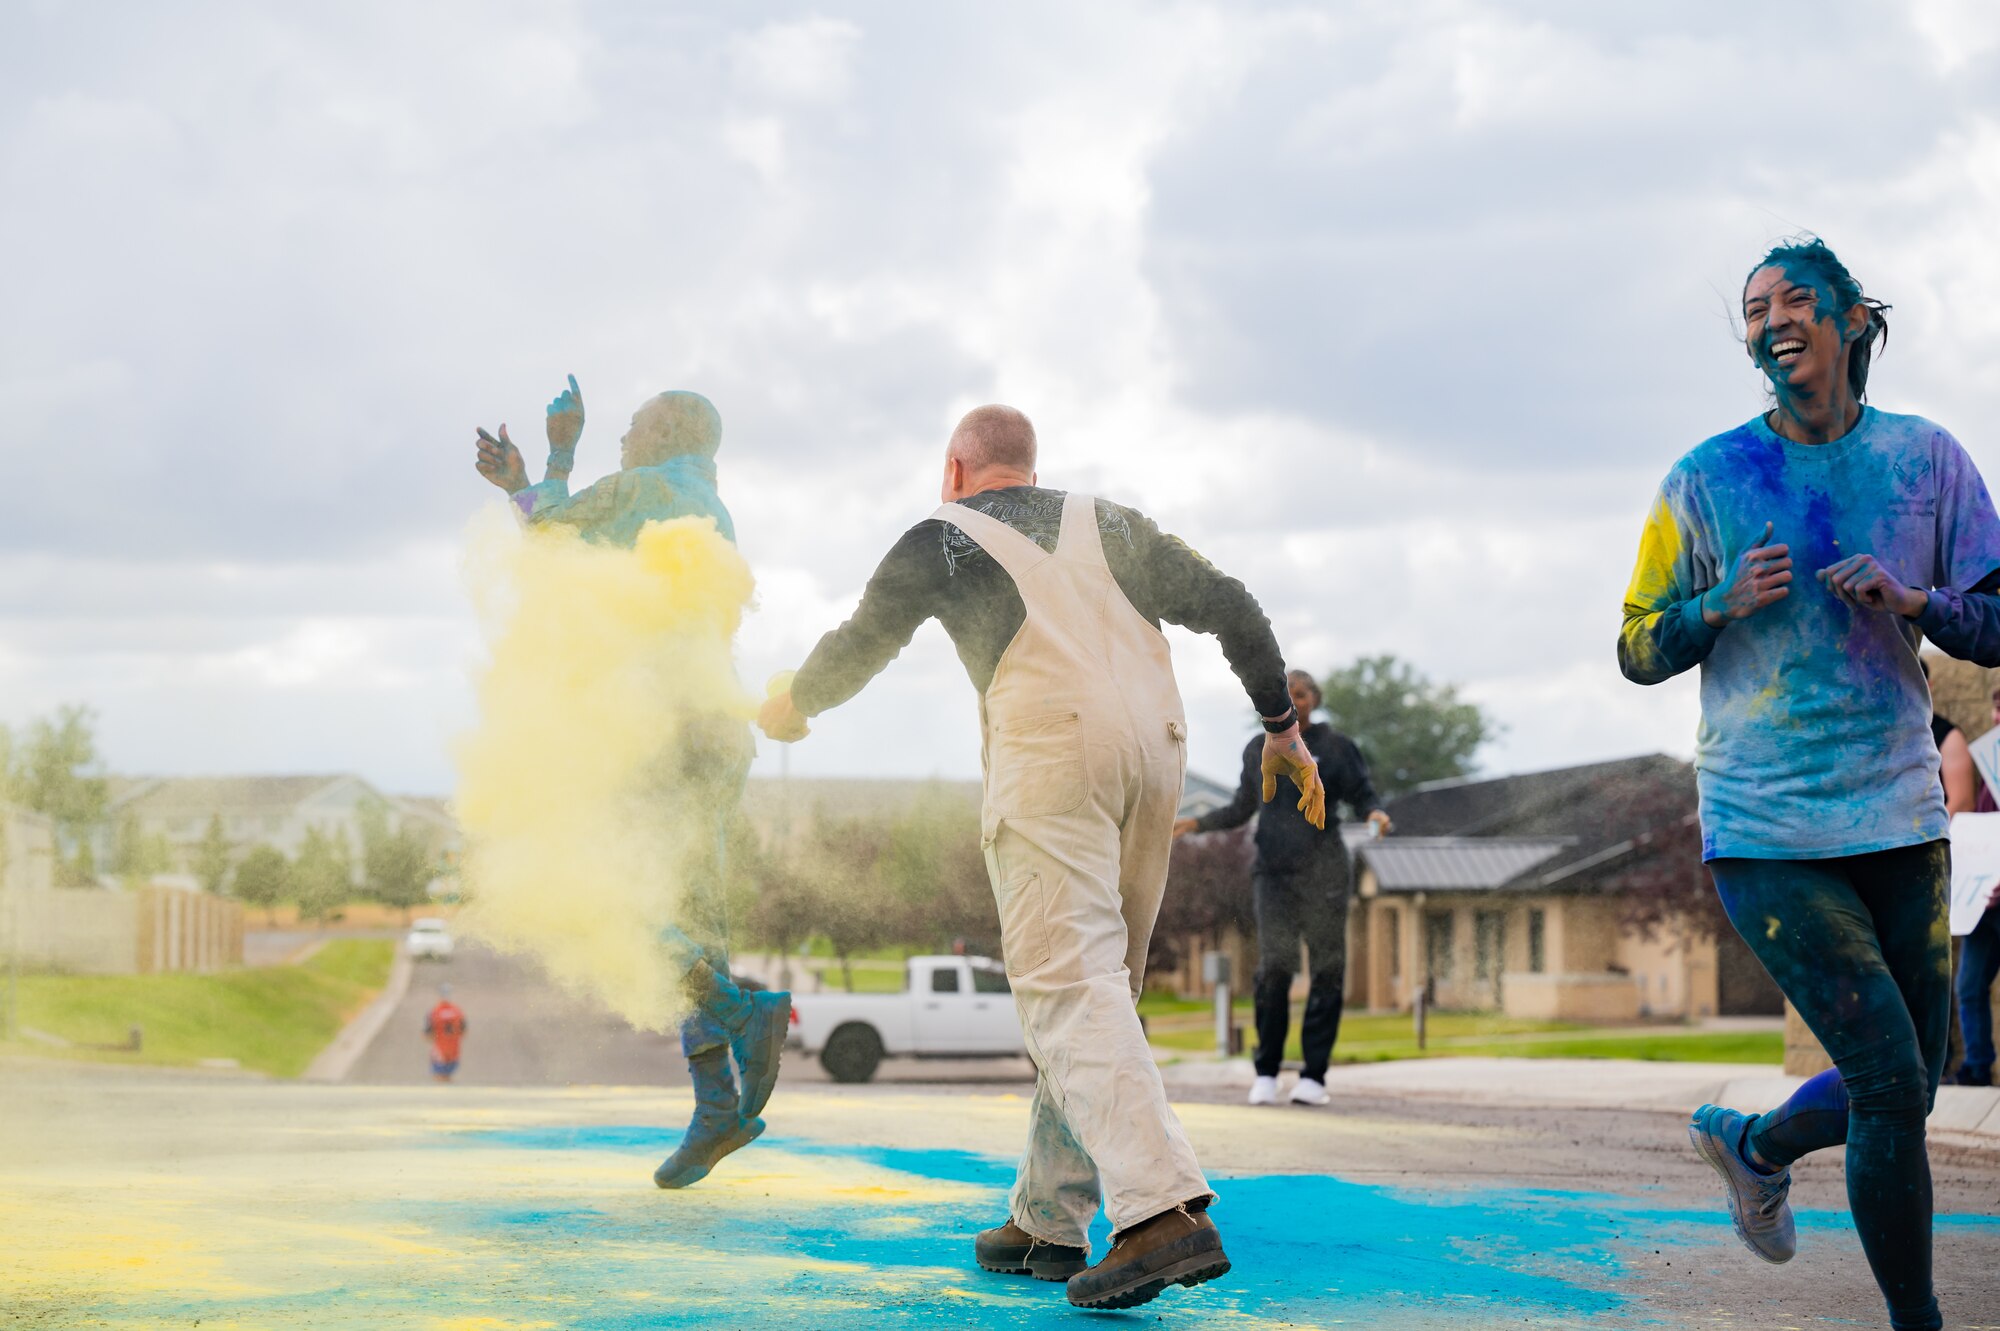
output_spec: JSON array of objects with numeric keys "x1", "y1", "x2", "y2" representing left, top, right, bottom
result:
[
  {"x1": 654, "y1": 1047, "x2": 764, "y2": 1189},
  {"x1": 1066, "y1": 1204, "x2": 1230, "y2": 1310},
  {"x1": 687, "y1": 960, "x2": 791, "y2": 1120}
]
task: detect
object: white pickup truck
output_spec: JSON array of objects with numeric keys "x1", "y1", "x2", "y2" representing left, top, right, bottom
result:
[{"x1": 788, "y1": 955, "x2": 1026, "y2": 1083}]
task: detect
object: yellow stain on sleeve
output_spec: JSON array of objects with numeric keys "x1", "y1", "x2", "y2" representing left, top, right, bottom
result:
[{"x1": 1624, "y1": 493, "x2": 1689, "y2": 610}]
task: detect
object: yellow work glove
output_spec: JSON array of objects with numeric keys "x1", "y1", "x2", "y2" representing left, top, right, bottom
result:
[
  {"x1": 757, "y1": 670, "x2": 810, "y2": 742},
  {"x1": 1260, "y1": 720, "x2": 1328, "y2": 830}
]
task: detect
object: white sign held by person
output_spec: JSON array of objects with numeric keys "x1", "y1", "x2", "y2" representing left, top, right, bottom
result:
[
  {"x1": 1947, "y1": 812, "x2": 2000, "y2": 936},
  {"x1": 1970, "y1": 727, "x2": 2000, "y2": 799}
]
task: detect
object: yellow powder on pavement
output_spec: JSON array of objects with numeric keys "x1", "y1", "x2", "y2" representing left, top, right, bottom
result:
[{"x1": 454, "y1": 509, "x2": 756, "y2": 1030}]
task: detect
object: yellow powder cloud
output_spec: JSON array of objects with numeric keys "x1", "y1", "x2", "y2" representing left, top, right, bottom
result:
[{"x1": 454, "y1": 509, "x2": 757, "y2": 1030}]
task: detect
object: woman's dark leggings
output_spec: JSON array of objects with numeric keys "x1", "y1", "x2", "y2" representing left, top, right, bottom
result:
[{"x1": 1709, "y1": 841, "x2": 1951, "y2": 1331}]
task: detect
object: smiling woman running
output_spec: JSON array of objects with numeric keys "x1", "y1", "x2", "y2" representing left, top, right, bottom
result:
[{"x1": 1619, "y1": 238, "x2": 2000, "y2": 1331}]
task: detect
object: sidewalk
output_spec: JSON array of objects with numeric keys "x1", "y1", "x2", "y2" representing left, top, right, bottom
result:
[{"x1": 1160, "y1": 1055, "x2": 2000, "y2": 1148}]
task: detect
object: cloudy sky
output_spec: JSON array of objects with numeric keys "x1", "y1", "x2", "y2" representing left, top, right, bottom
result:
[{"x1": 7, "y1": 1, "x2": 2000, "y2": 796}]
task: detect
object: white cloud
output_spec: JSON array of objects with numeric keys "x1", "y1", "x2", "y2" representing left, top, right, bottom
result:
[{"x1": 5, "y1": 1, "x2": 1998, "y2": 798}]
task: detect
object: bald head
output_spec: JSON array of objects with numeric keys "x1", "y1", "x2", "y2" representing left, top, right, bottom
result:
[
  {"x1": 620, "y1": 391, "x2": 722, "y2": 470},
  {"x1": 947, "y1": 404, "x2": 1037, "y2": 475}
]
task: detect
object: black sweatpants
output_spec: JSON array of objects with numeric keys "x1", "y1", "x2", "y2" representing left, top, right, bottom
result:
[
  {"x1": 1710, "y1": 841, "x2": 1951, "y2": 1331},
  {"x1": 1252, "y1": 853, "x2": 1349, "y2": 1081}
]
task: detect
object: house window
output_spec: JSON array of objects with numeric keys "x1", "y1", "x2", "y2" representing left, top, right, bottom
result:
[
  {"x1": 1475, "y1": 910, "x2": 1506, "y2": 982},
  {"x1": 931, "y1": 968, "x2": 961, "y2": 994},
  {"x1": 1528, "y1": 909, "x2": 1546, "y2": 973},
  {"x1": 1385, "y1": 909, "x2": 1402, "y2": 979},
  {"x1": 1425, "y1": 911, "x2": 1455, "y2": 987}
]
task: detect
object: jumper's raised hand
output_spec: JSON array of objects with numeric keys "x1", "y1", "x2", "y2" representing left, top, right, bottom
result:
[
  {"x1": 1818, "y1": 553, "x2": 1926, "y2": 618},
  {"x1": 1700, "y1": 521, "x2": 1792, "y2": 628},
  {"x1": 475, "y1": 424, "x2": 528, "y2": 494},
  {"x1": 546, "y1": 374, "x2": 585, "y2": 452}
]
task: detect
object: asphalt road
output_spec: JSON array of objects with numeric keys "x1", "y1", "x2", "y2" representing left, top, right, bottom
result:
[
  {"x1": 346, "y1": 941, "x2": 1034, "y2": 1089},
  {"x1": 7, "y1": 1060, "x2": 1997, "y2": 1329}
]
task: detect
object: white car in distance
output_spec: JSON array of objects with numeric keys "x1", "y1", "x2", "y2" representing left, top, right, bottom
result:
[
  {"x1": 788, "y1": 955, "x2": 1025, "y2": 1083},
  {"x1": 405, "y1": 917, "x2": 455, "y2": 961}
]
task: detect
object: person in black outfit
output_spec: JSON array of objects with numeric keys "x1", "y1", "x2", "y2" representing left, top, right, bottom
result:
[{"x1": 1174, "y1": 669, "x2": 1390, "y2": 1106}]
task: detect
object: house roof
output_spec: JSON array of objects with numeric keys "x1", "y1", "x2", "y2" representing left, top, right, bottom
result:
[
  {"x1": 1380, "y1": 753, "x2": 1695, "y2": 892},
  {"x1": 109, "y1": 775, "x2": 369, "y2": 819},
  {"x1": 1179, "y1": 771, "x2": 1236, "y2": 820},
  {"x1": 1358, "y1": 836, "x2": 1575, "y2": 892}
]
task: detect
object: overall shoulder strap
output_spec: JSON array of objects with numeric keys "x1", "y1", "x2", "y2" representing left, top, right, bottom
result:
[
  {"x1": 932, "y1": 502, "x2": 1051, "y2": 581},
  {"x1": 1054, "y1": 493, "x2": 1106, "y2": 568}
]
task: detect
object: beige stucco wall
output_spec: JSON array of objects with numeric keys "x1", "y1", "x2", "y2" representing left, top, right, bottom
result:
[
  {"x1": 9, "y1": 889, "x2": 140, "y2": 973},
  {"x1": 1616, "y1": 921, "x2": 1720, "y2": 1019},
  {"x1": 6, "y1": 883, "x2": 242, "y2": 975},
  {"x1": 1348, "y1": 884, "x2": 1721, "y2": 1019},
  {"x1": 1502, "y1": 972, "x2": 1642, "y2": 1021}
]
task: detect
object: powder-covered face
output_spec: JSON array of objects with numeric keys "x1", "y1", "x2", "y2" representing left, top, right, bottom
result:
[
  {"x1": 620, "y1": 392, "x2": 723, "y2": 470},
  {"x1": 1742, "y1": 263, "x2": 1859, "y2": 402}
]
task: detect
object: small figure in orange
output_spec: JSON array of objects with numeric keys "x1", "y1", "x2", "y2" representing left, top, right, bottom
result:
[{"x1": 425, "y1": 985, "x2": 467, "y2": 1083}]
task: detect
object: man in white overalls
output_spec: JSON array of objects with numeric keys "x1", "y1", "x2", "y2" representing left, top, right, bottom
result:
[{"x1": 761, "y1": 405, "x2": 1326, "y2": 1310}]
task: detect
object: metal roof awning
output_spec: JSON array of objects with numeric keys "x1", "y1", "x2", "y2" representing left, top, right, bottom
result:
[{"x1": 1357, "y1": 836, "x2": 1575, "y2": 893}]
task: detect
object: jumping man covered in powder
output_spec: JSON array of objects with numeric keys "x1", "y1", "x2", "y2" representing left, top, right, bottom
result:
[
  {"x1": 758, "y1": 406, "x2": 1327, "y2": 1310},
  {"x1": 473, "y1": 378, "x2": 791, "y2": 1189},
  {"x1": 1620, "y1": 239, "x2": 2000, "y2": 1331}
]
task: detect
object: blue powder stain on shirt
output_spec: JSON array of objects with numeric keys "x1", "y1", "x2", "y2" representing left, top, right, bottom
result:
[
  {"x1": 519, "y1": 454, "x2": 736, "y2": 549},
  {"x1": 1629, "y1": 406, "x2": 2000, "y2": 860}
]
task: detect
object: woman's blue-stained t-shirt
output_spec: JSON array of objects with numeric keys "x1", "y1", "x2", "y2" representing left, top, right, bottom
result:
[{"x1": 1622, "y1": 407, "x2": 2000, "y2": 861}]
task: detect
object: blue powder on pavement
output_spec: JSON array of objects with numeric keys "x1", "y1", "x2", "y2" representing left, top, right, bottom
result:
[
  {"x1": 66, "y1": 1125, "x2": 1996, "y2": 1329},
  {"x1": 454, "y1": 1126, "x2": 1642, "y2": 1324}
]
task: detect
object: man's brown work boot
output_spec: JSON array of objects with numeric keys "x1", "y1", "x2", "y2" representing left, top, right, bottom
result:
[
  {"x1": 1065, "y1": 1204, "x2": 1229, "y2": 1310},
  {"x1": 973, "y1": 1220, "x2": 1088, "y2": 1281}
]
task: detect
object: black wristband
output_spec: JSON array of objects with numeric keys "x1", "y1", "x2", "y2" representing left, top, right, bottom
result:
[{"x1": 1260, "y1": 706, "x2": 1298, "y2": 735}]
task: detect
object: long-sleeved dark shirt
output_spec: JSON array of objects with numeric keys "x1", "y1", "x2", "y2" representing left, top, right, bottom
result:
[
  {"x1": 1194, "y1": 721, "x2": 1381, "y2": 872},
  {"x1": 790, "y1": 486, "x2": 1290, "y2": 719}
]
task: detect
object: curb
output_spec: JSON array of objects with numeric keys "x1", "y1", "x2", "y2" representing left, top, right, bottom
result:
[
  {"x1": 303, "y1": 946, "x2": 414, "y2": 1084},
  {"x1": 1160, "y1": 1055, "x2": 2000, "y2": 1147}
]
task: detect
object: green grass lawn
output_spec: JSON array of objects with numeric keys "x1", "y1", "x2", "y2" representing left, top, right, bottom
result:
[
  {"x1": 803, "y1": 960, "x2": 909, "y2": 993},
  {"x1": 1, "y1": 939, "x2": 396, "y2": 1078},
  {"x1": 1142, "y1": 995, "x2": 1783, "y2": 1065}
]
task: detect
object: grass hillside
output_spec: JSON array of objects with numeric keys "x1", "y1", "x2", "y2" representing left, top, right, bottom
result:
[{"x1": 4, "y1": 939, "x2": 395, "y2": 1078}]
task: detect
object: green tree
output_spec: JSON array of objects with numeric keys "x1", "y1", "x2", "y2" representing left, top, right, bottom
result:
[
  {"x1": 193, "y1": 813, "x2": 233, "y2": 895},
  {"x1": 794, "y1": 808, "x2": 902, "y2": 992},
  {"x1": 109, "y1": 811, "x2": 173, "y2": 881},
  {"x1": 1319, "y1": 654, "x2": 1496, "y2": 797},
  {"x1": 357, "y1": 800, "x2": 433, "y2": 922},
  {"x1": 878, "y1": 784, "x2": 991, "y2": 952},
  {"x1": 233, "y1": 844, "x2": 291, "y2": 925},
  {"x1": 1, "y1": 705, "x2": 110, "y2": 885},
  {"x1": 292, "y1": 827, "x2": 352, "y2": 927}
]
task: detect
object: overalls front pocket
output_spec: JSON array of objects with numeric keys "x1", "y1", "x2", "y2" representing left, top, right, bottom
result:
[{"x1": 986, "y1": 710, "x2": 1087, "y2": 819}]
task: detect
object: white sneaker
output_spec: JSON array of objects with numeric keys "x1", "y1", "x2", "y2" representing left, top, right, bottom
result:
[
  {"x1": 1289, "y1": 1077, "x2": 1329, "y2": 1106},
  {"x1": 1247, "y1": 1075, "x2": 1280, "y2": 1106}
]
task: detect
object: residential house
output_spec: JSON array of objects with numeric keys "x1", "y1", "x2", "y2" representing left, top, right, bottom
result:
[{"x1": 1350, "y1": 754, "x2": 1781, "y2": 1020}]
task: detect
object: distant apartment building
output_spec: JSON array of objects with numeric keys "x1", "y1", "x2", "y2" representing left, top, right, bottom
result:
[{"x1": 96, "y1": 774, "x2": 460, "y2": 872}]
